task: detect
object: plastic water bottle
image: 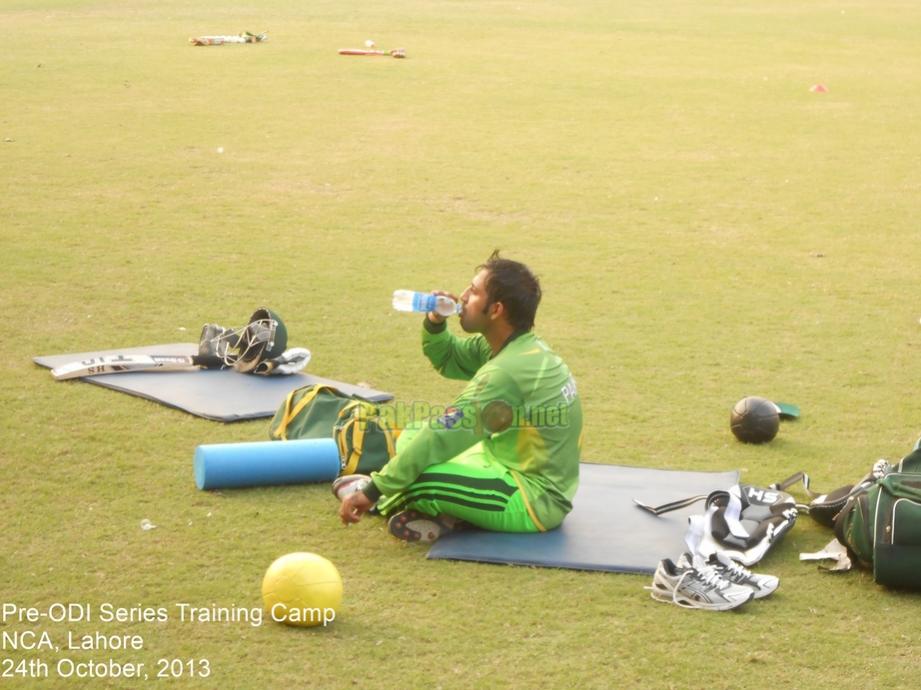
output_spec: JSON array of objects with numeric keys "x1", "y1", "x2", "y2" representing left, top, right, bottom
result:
[{"x1": 392, "y1": 290, "x2": 460, "y2": 317}]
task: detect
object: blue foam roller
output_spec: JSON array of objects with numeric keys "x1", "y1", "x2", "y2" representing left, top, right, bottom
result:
[{"x1": 194, "y1": 439, "x2": 340, "y2": 490}]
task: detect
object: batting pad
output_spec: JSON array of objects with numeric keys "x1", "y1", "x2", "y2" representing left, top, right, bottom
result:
[
  {"x1": 426, "y1": 463, "x2": 739, "y2": 574},
  {"x1": 34, "y1": 343, "x2": 393, "y2": 422}
]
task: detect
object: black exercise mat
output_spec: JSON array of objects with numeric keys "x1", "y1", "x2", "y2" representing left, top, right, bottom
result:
[
  {"x1": 427, "y1": 463, "x2": 738, "y2": 574},
  {"x1": 35, "y1": 343, "x2": 393, "y2": 422}
]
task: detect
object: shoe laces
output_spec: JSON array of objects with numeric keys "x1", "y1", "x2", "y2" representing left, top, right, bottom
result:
[
  {"x1": 718, "y1": 556, "x2": 753, "y2": 581},
  {"x1": 691, "y1": 562, "x2": 731, "y2": 590},
  {"x1": 668, "y1": 567, "x2": 728, "y2": 609},
  {"x1": 680, "y1": 562, "x2": 726, "y2": 590}
]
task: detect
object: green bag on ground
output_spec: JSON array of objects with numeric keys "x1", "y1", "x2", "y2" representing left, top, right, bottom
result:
[
  {"x1": 269, "y1": 384, "x2": 396, "y2": 475},
  {"x1": 833, "y1": 448, "x2": 921, "y2": 588}
]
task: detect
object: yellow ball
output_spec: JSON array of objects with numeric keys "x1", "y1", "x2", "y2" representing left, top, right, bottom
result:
[{"x1": 261, "y1": 552, "x2": 342, "y2": 628}]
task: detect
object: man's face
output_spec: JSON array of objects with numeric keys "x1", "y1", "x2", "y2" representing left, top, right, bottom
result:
[{"x1": 458, "y1": 269, "x2": 493, "y2": 333}]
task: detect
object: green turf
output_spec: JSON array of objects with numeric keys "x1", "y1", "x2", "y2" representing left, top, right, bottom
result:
[{"x1": 4, "y1": 0, "x2": 921, "y2": 686}]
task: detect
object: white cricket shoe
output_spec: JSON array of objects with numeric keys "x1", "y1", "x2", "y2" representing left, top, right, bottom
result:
[
  {"x1": 694, "y1": 551, "x2": 779, "y2": 599},
  {"x1": 647, "y1": 554, "x2": 754, "y2": 611}
]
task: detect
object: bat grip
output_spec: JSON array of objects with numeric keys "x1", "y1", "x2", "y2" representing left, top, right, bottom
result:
[{"x1": 192, "y1": 355, "x2": 225, "y2": 369}]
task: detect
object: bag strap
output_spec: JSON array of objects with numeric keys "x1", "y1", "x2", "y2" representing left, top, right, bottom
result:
[
  {"x1": 769, "y1": 471, "x2": 815, "y2": 511},
  {"x1": 899, "y1": 446, "x2": 921, "y2": 473},
  {"x1": 833, "y1": 491, "x2": 869, "y2": 556},
  {"x1": 633, "y1": 472, "x2": 802, "y2": 517},
  {"x1": 272, "y1": 389, "x2": 299, "y2": 441},
  {"x1": 337, "y1": 401, "x2": 367, "y2": 475},
  {"x1": 633, "y1": 494, "x2": 708, "y2": 516},
  {"x1": 771, "y1": 471, "x2": 814, "y2": 495},
  {"x1": 335, "y1": 401, "x2": 397, "y2": 475},
  {"x1": 635, "y1": 487, "x2": 761, "y2": 540},
  {"x1": 272, "y1": 385, "x2": 341, "y2": 441}
]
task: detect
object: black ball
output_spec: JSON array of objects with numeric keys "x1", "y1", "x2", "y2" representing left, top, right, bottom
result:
[{"x1": 730, "y1": 396, "x2": 779, "y2": 444}]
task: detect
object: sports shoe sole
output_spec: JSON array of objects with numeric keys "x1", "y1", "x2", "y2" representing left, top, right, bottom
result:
[
  {"x1": 388, "y1": 510, "x2": 452, "y2": 544},
  {"x1": 331, "y1": 474, "x2": 371, "y2": 501},
  {"x1": 647, "y1": 584, "x2": 753, "y2": 611}
]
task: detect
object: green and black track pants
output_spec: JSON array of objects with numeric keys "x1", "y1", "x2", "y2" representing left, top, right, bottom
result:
[{"x1": 376, "y1": 424, "x2": 543, "y2": 533}]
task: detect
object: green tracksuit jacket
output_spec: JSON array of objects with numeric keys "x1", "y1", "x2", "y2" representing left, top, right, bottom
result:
[{"x1": 367, "y1": 320, "x2": 583, "y2": 530}]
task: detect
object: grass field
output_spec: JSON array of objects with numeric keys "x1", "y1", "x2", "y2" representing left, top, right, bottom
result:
[{"x1": 3, "y1": 0, "x2": 921, "y2": 687}]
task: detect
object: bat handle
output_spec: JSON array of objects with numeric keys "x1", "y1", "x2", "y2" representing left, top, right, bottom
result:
[{"x1": 192, "y1": 354, "x2": 226, "y2": 369}]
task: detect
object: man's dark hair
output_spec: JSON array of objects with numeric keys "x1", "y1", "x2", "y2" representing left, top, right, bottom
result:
[{"x1": 477, "y1": 250, "x2": 542, "y2": 332}]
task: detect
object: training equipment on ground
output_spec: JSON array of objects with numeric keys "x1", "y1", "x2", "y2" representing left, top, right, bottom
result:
[
  {"x1": 194, "y1": 438, "x2": 340, "y2": 490},
  {"x1": 199, "y1": 307, "x2": 288, "y2": 373},
  {"x1": 269, "y1": 384, "x2": 396, "y2": 475},
  {"x1": 49, "y1": 347, "x2": 309, "y2": 380},
  {"x1": 262, "y1": 553, "x2": 342, "y2": 628},
  {"x1": 50, "y1": 307, "x2": 300, "y2": 381},
  {"x1": 426, "y1": 463, "x2": 738, "y2": 573},
  {"x1": 799, "y1": 461, "x2": 890, "y2": 528},
  {"x1": 678, "y1": 551, "x2": 778, "y2": 599},
  {"x1": 730, "y1": 396, "x2": 780, "y2": 443},
  {"x1": 803, "y1": 446, "x2": 921, "y2": 588},
  {"x1": 252, "y1": 347, "x2": 312, "y2": 375},
  {"x1": 338, "y1": 48, "x2": 406, "y2": 58},
  {"x1": 190, "y1": 32, "x2": 267, "y2": 46},
  {"x1": 51, "y1": 353, "x2": 223, "y2": 380},
  {"x1": 646, "y1": 553, "x2": 754, "y2": 611},
  {"x1": 35, "y1": 343, "x2": 393, "y2": 422},
  {"x1": 637, "y1": 475, "x2": 801, "y2": 566}
]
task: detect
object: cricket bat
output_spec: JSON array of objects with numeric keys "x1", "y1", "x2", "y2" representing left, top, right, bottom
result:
[
  {"x1": 338, "y1": 48, "x2": 406, "y2": 58},
  {"x1": 51, "y1": 354, "x2": 224, "y2": 381},
  {"x1": 190, "y1": 32, "x2": 268, "y2": 46}
]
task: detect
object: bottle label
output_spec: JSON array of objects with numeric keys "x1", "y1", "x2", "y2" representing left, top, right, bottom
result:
[{"x1": 411, "y1": 292, "x2": 437, "y2": 313}]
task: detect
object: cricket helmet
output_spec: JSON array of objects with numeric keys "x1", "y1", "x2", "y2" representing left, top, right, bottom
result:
[{"x1": 232, "y1": 307, "x2": 288, "y2": 372}]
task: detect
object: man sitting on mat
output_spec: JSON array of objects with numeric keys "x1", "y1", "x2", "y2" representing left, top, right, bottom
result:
[{"x1": 336, "y1": 252, "x2": 583, "y2": 543}]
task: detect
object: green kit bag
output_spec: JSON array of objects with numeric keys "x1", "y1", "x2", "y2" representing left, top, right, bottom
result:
[
  {"x1": 269, "y1": 384, "x2": 396, "y2": 475},
  {"x1": 833, "y1": 448, "x2": 921, "y2": 588}
]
